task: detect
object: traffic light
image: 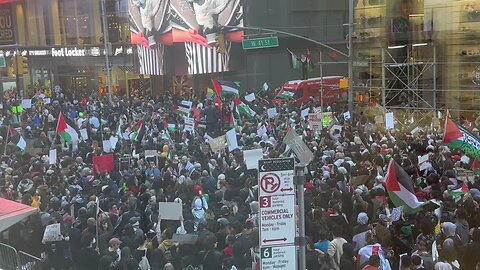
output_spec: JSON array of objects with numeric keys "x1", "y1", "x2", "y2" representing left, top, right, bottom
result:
[
  {"x1": 216, "y1": 33, "x2": 226, "y2": 54},
  {"x1": 11, "y1": 55, "x2": 28, "y2": 75}
]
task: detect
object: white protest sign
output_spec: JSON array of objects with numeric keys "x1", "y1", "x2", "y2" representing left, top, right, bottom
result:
[
  {"x1": 145, "y1": 150, "x2": 157, "y2": 158},
  {"x1": 102, "y1": 140, "x2": 112, "y2": 153},
  {"x1": 390, "y1": 206, "x2": 403, "y2": 222},
  {"x1": 418, "y1": 154, "x2": 431, "y2": 171},
  {"x1": 21, "y1": 99, "x2": 32, "y2": 109},
  {"x1": 329, "y1": 125, "x2": 343, "y2": 138},
  {"x1": 80, "y1": 129, "x2": 88, "y2": 141},
  {"x1": 43, "y1": 98, "x2": 51, "y2": 104},
  {"x1": 344, "y1": 111, "x2": 351, "y2": 120},
  {"x1": 184, "y1": 117, "x2": 195, "y2": 133},
  {"x1": 209, "y1": 135, "x2": 226, "y2": 153},
  {"x1": 42, "y1": 223, "x2": 62, "y2": 242},
  {"x1": 267, "y1": 108, "x2": 278, "y2": 119},
  {"x1": 245, "y1": 93, "x2": 256, "y2": 102},
  {"x1": 385, "y1": 112, "x2": 395, "y2": 129},
  {"x1": 49, "y1": 149, "x2": 57, "y2": 165},
  {"x1": 159, "y1": 202, "x2": 182, "y2": 220},
  {"x1": 301, "y1": 108, "x2": 309, "y2": 118},
  {"x1": 308, "y1": 113, "x2": 322, "y2": 131},
  {"x1": 181, "y1": 100, "x2": 193, "y2": 109},
  {"x1": 226, "y1": 128, "x2": 238, "y2": 152},
  {"x1": 257, "y1": 125, "x2": 267, "y2": 137},
  {"x1": 110, "y1": 136, "x2": 119, "y2": 149},
  {"x1": 244, "y1": 149, "x2": 263, "y2": 170}
]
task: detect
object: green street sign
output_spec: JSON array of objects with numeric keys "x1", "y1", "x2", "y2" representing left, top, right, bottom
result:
[
  {"x1": 0, "y1": 56, "x2": 5, "y2": 68},
  {"x1": 242, "y1": 37, "x2": 279, "y2": 50}
]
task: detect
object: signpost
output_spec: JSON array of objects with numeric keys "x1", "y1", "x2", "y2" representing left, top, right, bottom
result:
[
  {"x1": 242, "y1": 37, "x2": 279, "y2": 50},
  {"x1": 258, "y1": 158, "x2": 297, "y2": 269}
]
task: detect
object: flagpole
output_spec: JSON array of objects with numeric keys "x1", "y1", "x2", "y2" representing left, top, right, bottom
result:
[{"x1": 4, "y1": 125, "x2": 10, "y2": 156}]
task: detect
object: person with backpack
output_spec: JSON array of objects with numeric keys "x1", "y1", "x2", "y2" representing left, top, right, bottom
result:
[
  {"x1": 158, "y1": 228, "x2": 179, "y2": 269},
  {"x1": 132, "y1": 234, "x2": 151, "y2": 270}
]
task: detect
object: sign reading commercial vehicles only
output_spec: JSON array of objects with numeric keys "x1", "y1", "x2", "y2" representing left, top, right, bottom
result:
[{"x1": 258, "y1": 158, "x2": 297, "y2": 270}]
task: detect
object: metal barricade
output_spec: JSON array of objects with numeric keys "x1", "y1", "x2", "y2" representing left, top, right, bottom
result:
[
  {"x1": 0, "y1": 242, "x2": 19, "y2": 270},
  {"x1": 17, "y1": 251, "x2": 41, "y2": 270}
]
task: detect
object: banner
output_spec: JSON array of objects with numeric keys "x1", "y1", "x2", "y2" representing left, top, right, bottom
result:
[{"x1": 92, "y1": 154, "x2": 115, "y2": 174}]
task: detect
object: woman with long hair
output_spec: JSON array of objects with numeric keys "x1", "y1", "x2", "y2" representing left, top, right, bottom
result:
[{"x1": 119, "y1": 246, "x2": 138, "y2": 270}]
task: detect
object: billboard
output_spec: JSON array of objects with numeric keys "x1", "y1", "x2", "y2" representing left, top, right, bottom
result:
[
  {"x1": 129, "y1": 0, "x2": 244, "y2": 75},
  {"x1": 0, "y1": 5, "x2": 15, "y2": 45}
]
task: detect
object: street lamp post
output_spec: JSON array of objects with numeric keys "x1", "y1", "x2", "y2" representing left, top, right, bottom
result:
[{"x1": 101, "y1": 0, "x2": 113, "y2": 103}]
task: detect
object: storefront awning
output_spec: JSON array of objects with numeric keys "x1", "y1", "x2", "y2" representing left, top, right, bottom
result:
[
  {"x1": 0, "y1": 198, "x2": 37, "y2": 232},
  {"x1": 0, "y1": 0, "x2": 16, "y2": 4}
]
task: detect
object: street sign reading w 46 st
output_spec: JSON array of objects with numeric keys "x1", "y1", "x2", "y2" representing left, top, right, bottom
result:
[{"x1": 242, "y1": 37, "x2": 279, "y2": 50}]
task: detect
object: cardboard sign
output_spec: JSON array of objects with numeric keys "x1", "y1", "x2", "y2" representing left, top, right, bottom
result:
[
  {"x1": 49, "y1": 149, "x2": 57, "y2": 165},
  {"x1": 209, "y1": 135, "x2": 226, "y2": 153},
  {"x1": 283, "y1": 129, "x2": 314, "y2": 166},
  {"x1": 243, "y1": 149, "x2": 263, "y2": 170},
  {"x1": 267, "y1": 108, "x2": 278, "y2": 119},
  {"x1": 159, "y1": 202, "x2": 182, "y2": 220},
  {"x1": 42, "y1": 223, "x2": 62, "y2": 242},
  {"x1": 226, "y1": 128, "x2": 238, "y2": 152}
]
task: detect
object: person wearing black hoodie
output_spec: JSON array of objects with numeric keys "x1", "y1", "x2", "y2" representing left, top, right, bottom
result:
[{"x1": 339, "y1": 243, "x2": 355, "y2": 270}]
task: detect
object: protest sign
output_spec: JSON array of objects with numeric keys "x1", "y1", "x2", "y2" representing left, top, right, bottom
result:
[
  {"x1": 283, "y1": 129, "x2": 314, "y2": 166},
  {"x1": 181, "y1": 100, "x2": 193, "y2": 109},
  {"x1": 226, "y1": 128, "x2": 238, "y2": 152},
  {"x1": 110, "y1": 136, "x2": 119, "y2": 150},
  {"x1": 418, "y1": 154, "x2": 431, "y2": 171},
  {"x1": 184, "y1": 117, "x2": 195, "y2": 133},
  {"x1": 209, "y1": 135, "x2": 226, "y2": 153},
  {"x1": 390, "y1": 206, "x2": 403, "y2": 222},
  {"x1": 344, "y1": 111, "x2": 351, "y2": 120},
  {"x1": 42, "y1": 223, "x2": 62, "y2": 242},
  {"x1": 257, "y1": 125, "x2": 267, "y2": 137},
  {"x1": 159, "y1": 202, "x2": 182, "y2": 220},
  {"x1": 102, "y1": 140, "x2": 112, "y2": 153},
  {"x1": 329, "y1": 125, "x2": 343, "y2": 138},
  {"x1": 243, "y1": 149, "x2": 263, "y2": 170},
  {"x1": 267, "y1": 108, "x2": 277, "y2": 119},
  {"x1": 22, "y1": 99, "x2": 32, "y2": 109},
  {"x1": 43, "y1": 98, "x2": 51, "y2": 104},
  {"x1": 145, "y1": 150, "x2": 157, "y2": 158},
  {"x1": 49, "y1": 149, "x2": 57, "y2": 165},
  {"x1": 322, "y1": 112, "x2": 333, "y2": 127},
  {"x1": 301, "y1": 108, "x2": 310, "y2": 118},
  {"x1": 93, "y1": 154, "x2": 114, "y2": 174},
  {"x1": 80, "y1": 129, "x2": 88, "y2": 141},
  {"x1": 308, "y1": 113, "x2": 322, "y2": 131},
  {"x1": 385, "y1": 112, "x2": 394, "y2": 129},
  {"x1": 245, "y1": 93, "x2": 255, "y2": 102}
]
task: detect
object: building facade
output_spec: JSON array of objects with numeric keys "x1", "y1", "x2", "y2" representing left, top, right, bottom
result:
[
  {"x1": 0, "y1": 0, "x2": 141, "y2": 99},
  {"x1": 353, "y1": 0, "x2": 480, "y2": 118}
]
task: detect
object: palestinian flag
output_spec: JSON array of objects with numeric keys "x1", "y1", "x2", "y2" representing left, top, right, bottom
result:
[
  {"x1": 174, "y1": 105, "x2": 190, "y2": 115},
  {"x1": 167, "y1": 123, "x2": 177, "y2": 132},
  {"x1": 385, "y1": 159, "x2": 423, "y2": 214},
  {"x1": 443, "y1": 113, "x2": 480, "y2": 161},
  {"x1": 229, "y1": 111, "x2": 237, "y2": 128},
  {"x1": 212, "y1": 80, "x2": 240, "y2": 96},
  {"x1": 287, "y1": 49, "x2": 301, "y2": 69},
  {"x1": 56, "y1": 113, "x2": 79, "y2": 143},
  {"x1": 234, "y1": 98, "x2": 256, "y2": 119},
  {"x1": 306, "y1": 49, "x2": 315, "y2": 71},
  {"x1": 129, "y1": 118, "x2": 145, "y2": 142},
  {"x1": 449, "y1": 182, "x2": 469, "y2": 198},
  {"x1": 277, "y1": 89, "x2": 294, "y2": 99},
  {"x1": 9, "y1": 127, "x2": 26, "y2": 151}
]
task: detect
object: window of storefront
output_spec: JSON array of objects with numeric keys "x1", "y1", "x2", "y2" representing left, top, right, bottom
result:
[{"x1": 59, "y1": 0, "x2": 93, "y2": 45}]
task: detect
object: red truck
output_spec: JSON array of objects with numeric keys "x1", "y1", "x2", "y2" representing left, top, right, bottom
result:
[{"x1": 275, "y1": 76, "x2": 348, "y2": 106}]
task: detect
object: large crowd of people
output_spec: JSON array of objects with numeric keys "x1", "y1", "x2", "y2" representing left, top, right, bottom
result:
[{"x1": 1, "y1": 87, "x2": 480, "y2": 270}]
